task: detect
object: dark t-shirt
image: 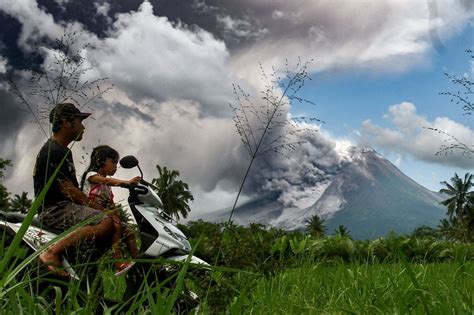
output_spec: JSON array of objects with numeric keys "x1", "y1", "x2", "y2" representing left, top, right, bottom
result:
[{"x1": 33, "y1": 139, "x2": 79, "y2": 212}]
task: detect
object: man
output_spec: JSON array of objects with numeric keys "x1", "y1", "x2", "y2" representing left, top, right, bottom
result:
[{"x1": 34, "y1": 102, "x2": 115, "y2": 277}]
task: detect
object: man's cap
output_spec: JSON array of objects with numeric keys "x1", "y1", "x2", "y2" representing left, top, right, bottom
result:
[{"x1": 49, "y1": 103, "x2": 91, "y2": 124}]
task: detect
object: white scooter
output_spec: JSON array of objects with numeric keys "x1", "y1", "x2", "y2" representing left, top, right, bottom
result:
[{"x1": 0, "y1": 155, "x2": 208, "y2": 311}]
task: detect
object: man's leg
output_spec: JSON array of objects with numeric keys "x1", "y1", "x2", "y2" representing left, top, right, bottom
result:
[{"x1": 39, "y1": 216, "x2": 114, "y2": 277}]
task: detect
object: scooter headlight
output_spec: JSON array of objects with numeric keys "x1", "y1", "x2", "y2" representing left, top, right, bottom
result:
[{"x1": 163, "y1": 226, "x2": 192, "y2": 252}]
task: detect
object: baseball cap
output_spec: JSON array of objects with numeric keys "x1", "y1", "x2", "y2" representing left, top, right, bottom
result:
[{"x1": 49, "y1": 103, "x2": 91, "y2": 124}]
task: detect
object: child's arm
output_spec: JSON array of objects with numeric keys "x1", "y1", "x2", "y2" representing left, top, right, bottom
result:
[{"x1": 88, "y1": 174, "x2": 141, "y2": 187}]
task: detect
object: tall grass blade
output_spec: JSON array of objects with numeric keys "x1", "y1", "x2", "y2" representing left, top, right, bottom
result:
[{"x1": 0, "y1": 149, "x2": 69, "y2": 278}]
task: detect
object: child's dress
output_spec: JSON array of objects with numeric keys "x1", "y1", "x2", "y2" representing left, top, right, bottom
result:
[{"x1": 83, "y1": 171, "x2": 115, "y2": 209}]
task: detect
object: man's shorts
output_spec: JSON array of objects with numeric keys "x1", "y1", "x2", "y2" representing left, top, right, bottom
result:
[{"x1": 40, "y1": 201, "x2": 105, "y2": 231}]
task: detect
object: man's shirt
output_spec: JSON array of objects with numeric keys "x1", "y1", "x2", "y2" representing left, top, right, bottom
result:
[{"x1": 33, "y1": 139, "x2": 79, "y2": 212}]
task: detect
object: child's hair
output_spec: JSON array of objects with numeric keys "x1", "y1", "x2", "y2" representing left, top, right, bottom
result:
[{"x1": 80, "y1": 145, "x2": 119, "y2": 191}]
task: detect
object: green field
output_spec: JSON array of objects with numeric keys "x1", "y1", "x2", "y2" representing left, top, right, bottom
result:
[
  {"x1": 231, "y1": 262, "x2": 474, "y2": 314},
  {"x1": 2, "y1": 218, "x2": 474, "y2": 314}
]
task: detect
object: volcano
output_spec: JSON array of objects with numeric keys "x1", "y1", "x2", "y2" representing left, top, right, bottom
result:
[{"x1": 199, "y1": 147, "x2": 446, "y2": 239}]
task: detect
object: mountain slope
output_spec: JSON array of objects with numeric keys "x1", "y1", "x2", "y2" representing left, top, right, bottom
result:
[
  {"x1": 200, "y1": 148, "x2": 446, "y2": 239},
  {"x1": 319, "y1": 148, "x2": 445, "y2": 238}
]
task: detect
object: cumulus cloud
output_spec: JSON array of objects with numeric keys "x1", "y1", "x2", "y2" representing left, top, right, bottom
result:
[
  {"x1": 224, "y1": 0, "x2": 474, "y2": 76},
  {"x1": 359, "y1": 102, "x2": 474, "y2": 169},
  {"x1": 94, "y1": 1, "x2": 112, "y2": 24},
  {"x1": 85, "y1": 2, "x2": 237, "y2": 117},
  {"x1": 0, "y1": 55, "x2": 7, "y2": 73},
  {"x1": 216, "y1": 14, "x2": 268, "y2": 44},
  {"x1": 0, "y1": 0, "x2": 97, "y2": 55},
  {"x1": 0, "y1": 0, "x2": 64, "y2": 50}
]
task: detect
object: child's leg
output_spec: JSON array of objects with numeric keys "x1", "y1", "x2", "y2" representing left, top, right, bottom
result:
[
  {"x1": 110, "y1": 214, "x2": 125, "y2": 269},
  {"x1": 123, "y1": 225, "x2": 140, "y2": 259}
]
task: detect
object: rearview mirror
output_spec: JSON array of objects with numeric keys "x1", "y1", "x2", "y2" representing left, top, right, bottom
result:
[{"x1": 120, "y1": 155, "x2": 139, "y2": 169}]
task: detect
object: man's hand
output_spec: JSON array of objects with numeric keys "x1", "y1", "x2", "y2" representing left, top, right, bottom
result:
[{"x1": 59, "y1": 180, "x2": 105, "y2": 211}]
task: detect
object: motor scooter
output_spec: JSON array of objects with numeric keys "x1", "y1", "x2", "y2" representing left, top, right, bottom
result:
[{"x1": 0, "y1": 155, "x2": 208, "y2": 312}]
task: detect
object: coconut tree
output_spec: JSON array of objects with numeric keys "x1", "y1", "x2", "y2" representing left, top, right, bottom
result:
[
  {"x1": 334, "y1": 225, "x2": 351, "y2": 238},
  {"x1": 305, "y1": 215, "x2": 326, "y2": 238},
  {"x1": 439, "y1": 173, "x2": 474, "y2": 241},
  {"x1": 151, "y1": 165, "x2": 194, "y2": 220},
  {"x1": 437, "y1": 218, "x2": 453, "y2": 241},
  {"x1": 465, "y1": 193, "x2": 474, "y2": 240},
  {"x1": 439, "y1": 173, "x2": 473, "y2": 221},
  {"x1": 9, "y1": 192, "x2": 32, "y2": 214},
  {"x1": 0, "y1": 158, "x2": 11, "y2": 211}
]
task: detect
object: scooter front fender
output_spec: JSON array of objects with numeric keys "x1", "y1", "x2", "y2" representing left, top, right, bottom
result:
[{"x1": 166, "y1": 255, "x2": 209, "y2": 267}]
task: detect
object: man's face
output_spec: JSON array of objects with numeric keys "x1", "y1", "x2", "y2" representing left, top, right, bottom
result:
[{"x1": 68, "y1": 117, "x2": 85, "y2": 141}]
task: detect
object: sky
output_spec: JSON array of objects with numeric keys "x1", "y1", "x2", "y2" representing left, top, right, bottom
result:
[{"x1": 0, "y1": 0, "x2": 473, "y2": 219}]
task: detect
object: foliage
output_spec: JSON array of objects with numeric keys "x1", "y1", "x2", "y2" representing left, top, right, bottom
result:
[
  {"x1": 0, "y1": 188, "x2": 9, "y2": 211},
  {"x1": 305, "y1": 214, "x2": 326, "y2": 238},
  {"x1": 179, "y1": 219, "x2": 474, "y2": 311},
  {"x1": 183, "y1": 220, "x2": 474, "y2": 268},
  {"x1": 0, "y1": 158, "x2": 11, "y2": 179},
  {"x1": 333, "y1": 224, "x2": 351, "y2": 238},
  {"x1": 151, "y1": 164, "x2": 194, "y2": 220},
  {"x1": 411, "y1": 225, "x2": 440, "y2": 240},
  {"x1": 3, "y1": 215, "x2": 474, "y2": 313},
  {"x1": 0, "y1": 158, "x2": 12, "y2": 211},
  {"x1": 9, "y1": 192, "x2": 33, "y2": 214},
  {"x1": 439, "y1": 172, "x2": 474, "y2": 241}
]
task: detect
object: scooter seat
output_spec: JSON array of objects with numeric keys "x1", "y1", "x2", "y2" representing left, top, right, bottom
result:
[{"x1": 0, "y1": 211, "x2": 63, "y2": 234}]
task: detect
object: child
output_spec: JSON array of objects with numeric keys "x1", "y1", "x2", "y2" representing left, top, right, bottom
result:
[{"x1": 80, "y1": 145, "x2": 141, "y2": 274}]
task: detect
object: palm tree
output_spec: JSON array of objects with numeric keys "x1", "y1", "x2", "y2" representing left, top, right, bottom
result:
[
  {"x1": 9, "y1": 192, "x2": 32, "y2": 213},
  {"x1": 305, "y1": 215, "x2": 326, "y2": 238},
  {"x1": 151, "y1": 165, "x2": 194, "y2": 220},
  {"x1": 334, "y1": 225, "x2": 351, "y2": 238},
  {"x1": 465, "y1": 193, "x2": 474, "y2": 240},
  {"x1": 439, "y1": 173, "x2": 474, "y2": 224},
  {"x1": 0, "y1": 158, "x2": 11, "y2": 211},
  {"x1": 0, "y1": 186, "x2": 9, "y2": 211},
  {"x1": 437, "y1": 218, "x2": 453, "y2": 241}
]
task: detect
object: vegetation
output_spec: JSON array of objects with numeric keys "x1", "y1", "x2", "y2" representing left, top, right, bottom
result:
[
  {"x1": 439, "y1": 172, "x2": 474, "y2": 241},
  {"x1": 333, "y1": 224, "x2": 351, "y2": 238},
  {"x1": 305, "y1": 214, "x2": 326, "y2": 238},
  {"x1": 0, "y1": 158, "x2": 11, "y2": 211},
  {"x1": 2, "y1": 215, "x2": 474, "y2": 313},
  {"x1": 0, "y1": 159, "x2": 32, "y2": 213},
  {"x1": 151, "y1": 164, "x2": 194, "y2": 220},
  {"x1": 9, "y1": 192, "x2": 33, "y2": 214},
  {"x1": 177, "y1": 220, "x2": 474, "y2": 313},
  {"x1": 240, "y1": 262, "x2": 474, "y2": 314}
]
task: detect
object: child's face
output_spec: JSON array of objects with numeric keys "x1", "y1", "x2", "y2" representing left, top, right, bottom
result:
[{"x1": 101, "y1": 158, "x2": 118, "y2": 176}]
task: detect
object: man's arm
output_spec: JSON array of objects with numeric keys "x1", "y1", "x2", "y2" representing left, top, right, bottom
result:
[{"x1": 59, "y1": 180, "x2": 105, "y2": 211}]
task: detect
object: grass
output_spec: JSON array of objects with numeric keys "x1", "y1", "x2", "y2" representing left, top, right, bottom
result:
[
  {"x1": 1, "y1": 227, "x2": 474, "y2": 314},
  {"x1": 234, "y1": 262, "x2": 474, "y2": 314}
]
